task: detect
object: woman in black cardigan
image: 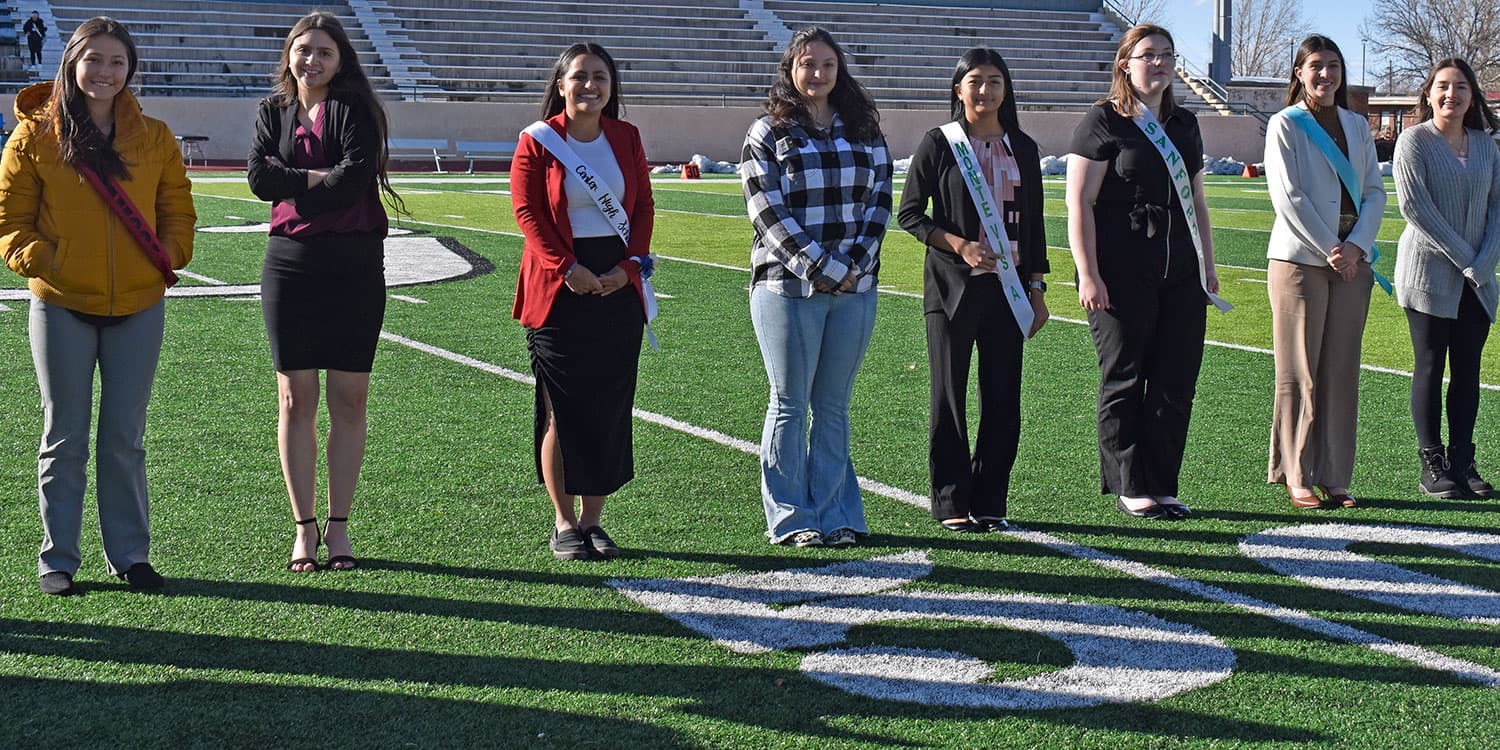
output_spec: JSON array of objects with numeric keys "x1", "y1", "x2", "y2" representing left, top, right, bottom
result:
[
  {"x1": 247, "y1": 12, "x2": 403, "y2": 572},
  {"x1": 897, "y1": 48, "x2": 1049, "y2": 532}
]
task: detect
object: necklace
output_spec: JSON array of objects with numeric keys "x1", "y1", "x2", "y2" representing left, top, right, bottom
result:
[{"x1": 1441, "y1": 127, "x2": 1468, "y2": 159}]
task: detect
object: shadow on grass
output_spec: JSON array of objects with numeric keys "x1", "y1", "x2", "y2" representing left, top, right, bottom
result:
[
  {"x1": 0, "y1": 617, "x2": 1327, "y2": 745},
  {"x1": 0, "y1": 674, "x2": 688, "y2": 748}
]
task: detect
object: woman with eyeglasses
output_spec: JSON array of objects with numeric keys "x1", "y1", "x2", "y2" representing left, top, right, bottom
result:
[{"x1": 1065, "y1": 24, "x2": 1221, "y2": 521}]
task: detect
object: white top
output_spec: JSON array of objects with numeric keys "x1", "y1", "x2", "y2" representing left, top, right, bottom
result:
[{"x1": 564, "y1": 132, "x2": 625, "y2": 238}]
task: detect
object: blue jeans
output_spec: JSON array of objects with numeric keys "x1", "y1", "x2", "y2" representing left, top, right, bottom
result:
[
  {"x1": 30, "y1": 298, "x2": 164, "y2": 576},
  {"x1": 750, "y1": 285, "x2": 877, "y2": 542}
]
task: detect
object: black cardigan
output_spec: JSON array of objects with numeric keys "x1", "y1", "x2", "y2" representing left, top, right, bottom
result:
[
  {"x1": 246, "y1": 93, "x2": 380, "y2": 217},
  {"x1": 897, "y1": 121, "x2": 1048, "y2": 319}
]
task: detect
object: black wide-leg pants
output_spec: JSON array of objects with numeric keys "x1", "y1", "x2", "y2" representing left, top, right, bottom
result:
[{"x1": 927, "y1": 275, "x2": 1024, "y2": 521}]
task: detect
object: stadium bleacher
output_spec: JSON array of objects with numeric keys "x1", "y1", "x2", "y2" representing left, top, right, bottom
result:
[{"x1": 5, "y1": 0, "x2": 1202, "y2": 112}]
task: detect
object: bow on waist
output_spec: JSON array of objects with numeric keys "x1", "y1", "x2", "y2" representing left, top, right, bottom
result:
[{"x1": 1128, "y1": 203, "x2": 1169, "y2": 239}]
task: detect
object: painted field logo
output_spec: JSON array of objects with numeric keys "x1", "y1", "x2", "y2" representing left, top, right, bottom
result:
[
  {"x1": 609, "y1": 551, "x2": 1235, "y2": 709},
  {"x1": 1241, "y1": 523, "x2": 1500, "y2": 625}
]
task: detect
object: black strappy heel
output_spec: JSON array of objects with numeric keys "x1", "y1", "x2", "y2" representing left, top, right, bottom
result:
[
  {"x1": 325, "y1": 517, "x2": 356, "y2": 571},
  {"x1": 288, "y1": 517, "x2": 320, "y2": 572}
]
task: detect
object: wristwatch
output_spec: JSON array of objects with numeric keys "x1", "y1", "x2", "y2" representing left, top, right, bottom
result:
[{"x1": 1028, "y1": 279, "x2": 1047, "y2": 295}]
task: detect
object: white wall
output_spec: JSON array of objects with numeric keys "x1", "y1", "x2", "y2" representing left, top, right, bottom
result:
[{"x1": 0, "y1": 95, "x2": 1271, "y2": 166}]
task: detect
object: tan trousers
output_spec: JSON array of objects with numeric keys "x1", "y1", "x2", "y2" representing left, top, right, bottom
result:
[{"x1": 1267, "y1": 259, "x2": 1373, "y2": 489}]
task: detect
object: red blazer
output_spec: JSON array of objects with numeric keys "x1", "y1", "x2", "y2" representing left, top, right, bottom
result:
[{"x1": 511, "y1": 113, "x2": 655, "y2": 328}]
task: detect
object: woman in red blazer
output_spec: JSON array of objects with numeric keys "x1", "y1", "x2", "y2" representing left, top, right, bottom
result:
[{"x1": 511, "y1": 42, "x2": 654, "y2": 561}]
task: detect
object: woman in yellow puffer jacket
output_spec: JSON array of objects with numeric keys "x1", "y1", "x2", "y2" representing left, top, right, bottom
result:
[{"x1": 0, "y1": 17, "x2": 195, "y2": 596}]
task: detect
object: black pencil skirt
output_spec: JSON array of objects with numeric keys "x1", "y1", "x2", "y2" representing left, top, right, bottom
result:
[
  {"x1": 527, "y1": 236, "x2": 645, "y2": 496},
  {"x1": 261, "y1": 232, "x2": 386, "y2": 373}
]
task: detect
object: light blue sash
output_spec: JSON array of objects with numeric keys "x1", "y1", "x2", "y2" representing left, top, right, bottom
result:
[{"x1": 1281, "y1": 106, "x2": 1394, "y2": 294}]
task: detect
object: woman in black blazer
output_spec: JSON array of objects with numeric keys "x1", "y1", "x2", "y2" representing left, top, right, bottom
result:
[{"x1": 897, "y1": 48, "x2": 1049, "y2": 532}]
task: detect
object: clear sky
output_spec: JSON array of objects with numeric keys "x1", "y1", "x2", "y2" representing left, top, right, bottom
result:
[{"x1": 1168, "y1": 0, "x2": 1382, "y2": 88}]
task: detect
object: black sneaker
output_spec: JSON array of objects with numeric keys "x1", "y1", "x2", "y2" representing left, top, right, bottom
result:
[
  {"x1": 117, "y1": 562, "x2": 164, "y2": 590},
  {"x1": 1450, "y1": 443, "x2": 1498, "y2": 499},
  {"x1": 1419, "y1": 446, "x2": 1463, "y2": 499},
  {"x1": 582, "y1": 526, "x2": 620, "y2": 559},
  {"x1": 39, "y1": 571, "x2": 76, "y2": 596},
  {"x1": 550, "y1": 527, "x2": 592, "y2": 561}
]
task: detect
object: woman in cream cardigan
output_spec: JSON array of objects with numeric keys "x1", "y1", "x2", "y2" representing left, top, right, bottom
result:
[
  {"x1": 1392, "y1": 58, "x2": 1499, "y2": 499},
  {"x1": 1262, "y1": 35, "x2": 1385, "y2": 509}
]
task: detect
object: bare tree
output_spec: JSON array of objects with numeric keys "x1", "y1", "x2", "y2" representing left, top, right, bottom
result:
[
  {"x1": 1366, "y1": 0, "x2": 1500, "y2": 90},
  {"x1": 1233, "y1": 0, "x2": 1310, "y2": 77},
  {"x1": 1109, "y1": 0, "x2": 1169, "y2": 25}
]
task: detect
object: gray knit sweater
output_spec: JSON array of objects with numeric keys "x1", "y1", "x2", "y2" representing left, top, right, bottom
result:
[{"x1": 1392, "y1": 122, "x2": 1500, "y2": 321}]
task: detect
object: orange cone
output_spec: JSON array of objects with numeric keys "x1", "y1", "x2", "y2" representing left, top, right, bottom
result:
[{"x1": 1241, "y1": 163, "x2": 1259, "y2": 178}]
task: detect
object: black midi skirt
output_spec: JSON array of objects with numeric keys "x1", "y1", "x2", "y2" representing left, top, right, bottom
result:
[
  {"x1": 261, "y1": 231, "x2": 386, "y2": 373},
  {"x1": 527, "y1": 235, "x2": 645, "y2": 496}
]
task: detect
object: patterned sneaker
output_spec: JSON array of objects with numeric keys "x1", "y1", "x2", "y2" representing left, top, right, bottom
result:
[
  {"x1": 824, "y1": 528, "x2": 857, "y2": 547},
  {"x1": 787, "y1": 530, "x2": 823, "y2": 547}
]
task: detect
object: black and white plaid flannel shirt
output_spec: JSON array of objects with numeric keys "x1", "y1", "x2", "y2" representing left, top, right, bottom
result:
[{"x1": 740, "y1": 114, "x2": 893, "y2": 297}]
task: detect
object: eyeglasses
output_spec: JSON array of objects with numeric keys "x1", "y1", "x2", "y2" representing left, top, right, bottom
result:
[{"x1": 1128, "y1": 52, "x2": 1176, "y2": 65}]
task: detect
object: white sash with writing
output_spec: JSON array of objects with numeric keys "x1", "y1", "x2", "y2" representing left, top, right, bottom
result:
[
  {"x1": 938, "y1": 121, "x2": 1035, "y2": 338},
  {"x1": 523, "y1": 120, "x2": 658, "y2": 348},
  {"x1": 1127, "y1": 105, "x2": 1233, "y2": 313}
]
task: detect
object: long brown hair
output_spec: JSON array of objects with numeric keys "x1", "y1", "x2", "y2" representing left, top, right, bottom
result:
[
  {"x1": 1102, "y1": 24, "x2": 1176, "y2": 118},
  {"x1": 539, "y1": 43, "x2": 623, "y2": 120},
  {"x1": 1284, "y1": 35, "x2": 1349, "y2": 108},
  {"x1": 47, "y1": 17, "x2": 138, "y2": 181},
  {"x1": 763, "y1": 27, "x2": 881, "y2": 142},
  {"x1": 1416, "y1": 58, "x2": 1500, "y2": 133},
  {"x1": 272, "y1": 12, "x2": 402, "y2": 213}
]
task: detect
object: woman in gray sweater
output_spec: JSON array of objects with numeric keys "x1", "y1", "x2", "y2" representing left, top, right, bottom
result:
[{"x1": 1393, "y1": 57, "x2": 1500, "y2": 499}]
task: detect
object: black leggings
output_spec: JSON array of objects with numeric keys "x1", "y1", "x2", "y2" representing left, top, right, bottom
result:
[{"x1": 1406, "y1": 286, "x2": 1491, "y2": 448}]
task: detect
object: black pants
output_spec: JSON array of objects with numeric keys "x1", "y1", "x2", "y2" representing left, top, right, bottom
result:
[
  {"x1": 1406, "y1": 286, "x2": 1491, "y2": 448},
  {"x1": 926, "y1": 275, "x2": 1024, "y2": 520},
  {"x1": 1086, "y1": 276, "x2": 1206, "y2": 497},
  {"x1": 27, "y1": 39, "x2": 41, "y2": 65}
]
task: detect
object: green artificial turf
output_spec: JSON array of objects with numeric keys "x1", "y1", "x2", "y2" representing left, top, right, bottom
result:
[{"x1": 0, "y1": 173, "x2": 1494, "y2": 748}]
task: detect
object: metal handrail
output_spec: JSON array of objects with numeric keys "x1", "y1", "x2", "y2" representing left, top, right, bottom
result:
[{"x1": 1098, "y1": 0, "x2": 1270, "y2": 127}]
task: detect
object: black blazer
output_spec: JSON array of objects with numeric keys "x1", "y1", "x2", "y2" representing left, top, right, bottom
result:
[
  {"x1": 246, "y1": 94, "x2": 380, "y2": 217},
  {"x1": 897, "y1": 121, "x2": 1048, "y2": 319}
]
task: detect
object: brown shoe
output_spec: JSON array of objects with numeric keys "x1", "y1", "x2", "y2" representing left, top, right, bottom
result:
[{"x1": 1287, "y1": 486, "x2": 1324, "y2": 509}]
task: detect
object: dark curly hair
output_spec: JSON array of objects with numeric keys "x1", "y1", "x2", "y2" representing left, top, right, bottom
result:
[{"x1": 763, "y1": 27, "x2": 880, "y2": 142}]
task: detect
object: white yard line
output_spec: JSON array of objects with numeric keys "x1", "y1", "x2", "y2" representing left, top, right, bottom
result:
[
  {"x1": 391, "y1": 294, "x2": 427, "y2": 304},
  {"x1": 378, "y1": 329, "x2": 1500, "y2": 689},
  {"x1": 178, "y1": 269, "x2": 227, "y2": 285},
  {"x1": 190, "y1": 192, "x2": 1496, "y2": 390}
]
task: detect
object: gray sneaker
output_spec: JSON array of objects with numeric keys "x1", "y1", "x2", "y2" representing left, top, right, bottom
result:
[{"x1": 550, "y1": 527, "x2": 592, "y2": 560}]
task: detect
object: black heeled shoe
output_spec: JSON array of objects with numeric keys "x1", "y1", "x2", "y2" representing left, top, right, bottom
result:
[
  {"x1": 288, "y1": 517, "x2": 320, "y2": 572},
  {"x1": 325, "y1": 517, "x2": 356, "y2": 571}
]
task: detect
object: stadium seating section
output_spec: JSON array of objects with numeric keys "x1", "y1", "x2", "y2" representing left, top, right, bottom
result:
[{"x1": 9, "y1": 0, "x2": 1203, "y2": 111}]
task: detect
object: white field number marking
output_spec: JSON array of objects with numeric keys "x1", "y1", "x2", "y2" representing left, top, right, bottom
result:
[
  {"x1": 1241, "y1": 524, "x2": 1500, "y2": 626},
  {"x1": 611, "y1": 551, "x2": 1235, "y2": 709}
]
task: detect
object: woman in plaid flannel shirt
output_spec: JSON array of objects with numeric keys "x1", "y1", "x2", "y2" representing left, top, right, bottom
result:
[{"x1": 740, "y1": 27, "x2": 893, "y2": 548}]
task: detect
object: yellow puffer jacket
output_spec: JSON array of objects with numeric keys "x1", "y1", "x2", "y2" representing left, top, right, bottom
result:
[{"x1": 0, "y1": 82, "x2": 195, "y2": 316}]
